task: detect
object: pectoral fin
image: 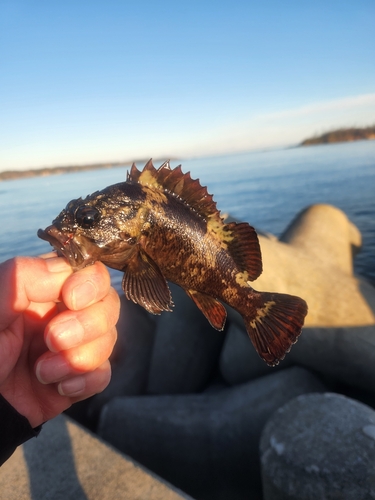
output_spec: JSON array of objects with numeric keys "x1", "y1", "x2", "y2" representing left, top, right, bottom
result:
[
  {"x1": 186, "y1": 289, "x2": 227, "y2": 330},
  {"x1": 122, "y1": 249, "x2": 172, "y2": 314}
]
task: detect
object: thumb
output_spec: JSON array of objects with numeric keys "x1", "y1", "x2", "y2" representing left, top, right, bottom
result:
[{"x1": 0, "y1": 256, "x2": 73, "y2": 329}]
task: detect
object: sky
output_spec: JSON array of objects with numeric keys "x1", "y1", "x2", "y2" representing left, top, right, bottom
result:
[{"x1": 1, "y1": 0, "x2": 374, "y2": 171}]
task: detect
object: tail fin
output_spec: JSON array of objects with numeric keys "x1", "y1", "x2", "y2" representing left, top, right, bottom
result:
[{"x1": 243, "y1": 291, "x2": 308, "y2": 366}]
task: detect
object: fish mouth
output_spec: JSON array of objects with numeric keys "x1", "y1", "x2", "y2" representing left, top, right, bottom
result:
[{"x1": 37, "y1": 225, "x2": 91, "y2": 271}]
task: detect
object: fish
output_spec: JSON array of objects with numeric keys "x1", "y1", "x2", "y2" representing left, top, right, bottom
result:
[{"x1": 38, "y1": 160, "x2": 308, "y2": 366}]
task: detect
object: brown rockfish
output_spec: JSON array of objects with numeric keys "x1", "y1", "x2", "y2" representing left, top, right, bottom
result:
[{"x1": 38, "y1": 160, "x2": 307, "y2": 366}]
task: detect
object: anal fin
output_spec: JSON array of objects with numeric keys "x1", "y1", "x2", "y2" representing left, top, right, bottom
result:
[{"x1": 186, "y1": 290, "x2": 227, "y2": 330}]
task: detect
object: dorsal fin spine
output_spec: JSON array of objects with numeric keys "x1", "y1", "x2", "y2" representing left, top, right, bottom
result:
[
  {"x1": 158, "y1": 160, "x2": 171, "y2": 171},
  {"x1": 126, "y1": 160, "x2": 222, "y2": 223}
]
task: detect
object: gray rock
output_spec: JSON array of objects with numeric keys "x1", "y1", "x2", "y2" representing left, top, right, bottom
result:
[
  {"x1": 98, "y1": 366, "x2": 325, "y2": 500},
  {"x1": 220, "y1": 308, "x2": 375, "y2": 392},
  {"x1": 260, "y1": 393, "x2": 375, "y2": 500},
  {"x1": 219, "y1": 205, "x2": 375, "y2": 385},
  {"x1": 0, "y1": 415, "x2": 191, "y2": 500},
  {"x1": 280, "y1": 203, "x2": 361, "y2": 275},
  {"x1": 219, "y1": 320, "x2": 292, "y2": 385},
  {"x1": 289, "y1": 324, "x2": 375, "y2": 392},
  {"x1": 253, "y1": 204, "x2": 375, "y2": 327},
  {"x1": 147, "y1": 283, "x2": 226, "y2": 394}
]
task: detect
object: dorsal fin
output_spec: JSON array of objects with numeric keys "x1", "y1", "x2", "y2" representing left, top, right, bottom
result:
[{"x1": 127, "y1": 159, "x2": 221, "y2": 223}]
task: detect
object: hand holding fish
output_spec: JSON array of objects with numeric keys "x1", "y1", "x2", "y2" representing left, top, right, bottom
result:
[
  {"x1": 39, "y1": 161, "x2": 308, "y2": 366},
  {"x1": 0, "y1": 255, "x2": 119, "y2": 428}
]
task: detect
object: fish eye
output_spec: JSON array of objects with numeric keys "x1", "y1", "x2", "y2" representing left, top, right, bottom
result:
[{"x1": 75, "y1": 206, "x2": 100, "y2": 229}]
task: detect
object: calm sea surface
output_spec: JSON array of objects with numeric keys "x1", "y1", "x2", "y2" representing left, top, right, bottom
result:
[{"x1": 1, "y1": 140, "x2": 374, "y2": 288}]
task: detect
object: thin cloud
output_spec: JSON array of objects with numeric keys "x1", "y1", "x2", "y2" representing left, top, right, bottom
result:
[
  {"x1": 257, "y1": 94, "x2": 375, "y2": 121},
  {"x1": 186, "y1": 93, "x2": 375, "y2": 156}
]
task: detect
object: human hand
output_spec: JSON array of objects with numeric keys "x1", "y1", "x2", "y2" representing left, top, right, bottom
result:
[{"x1": 0, "y1": 254, "x2": 119, "y2": 428}]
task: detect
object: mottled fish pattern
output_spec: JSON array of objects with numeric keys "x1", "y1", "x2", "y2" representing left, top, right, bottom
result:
[{"x1": 38, "y1": 160, "x2": 308, "y2": 365}]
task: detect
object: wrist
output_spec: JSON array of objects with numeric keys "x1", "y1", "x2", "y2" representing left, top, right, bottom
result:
[{"x1": 0, "y1": 394, "x2": 42, "y2": 465}]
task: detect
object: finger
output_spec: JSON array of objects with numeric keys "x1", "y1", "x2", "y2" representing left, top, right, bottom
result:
[
  {"x1": 0, "y1": 256, "x2": 72, "y2": 328},
  {"x1": 57, "y1": 360, "x2": 112, "y2": 398},
  {"x1": 45, "y1": 287, "x2": 120, "y2": 353},
  {"x1": 61, "y1": 261, "x2": 112, "y2": 311},
  {"x1": 35, "y1": 326, "x2": 117, "y2": 384}
]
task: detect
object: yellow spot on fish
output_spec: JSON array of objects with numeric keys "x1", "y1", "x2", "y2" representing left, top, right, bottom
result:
[
  {"x1": 137, "y1": 206, "x2": 149, "y2": 223},
  {"x1": 143, "y1": 185, "x2": 168, "y2": 204},
  {"x1": 207, "y1": 215, "x2": 234, "y2": 250},
  {"x1": 142, "y1": 221, "x2": 151, "y2": 232},
  {"x1": 116, "y1": 206, "x2": 150, "y2": 240},
  {"x1": 235, "y1": 270, "x2": 250, "y2": 288},
  {"x1": 139, "y1": 169, "x2": 162, "y2": 189},
  {"x1": 250, "y1": 300, "x2": 276, "y2": 328}
]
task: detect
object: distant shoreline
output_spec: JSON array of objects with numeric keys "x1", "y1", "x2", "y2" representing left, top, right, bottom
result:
[
  {"x1": 0, "y1": 158, "x2": 172, "y2": 183},
  {"x1": 2, "y1": 125, "x2": 375, "y2": 182},
  {"x1": 300, "y1": 125, "x2": 375, "y2": 147}
]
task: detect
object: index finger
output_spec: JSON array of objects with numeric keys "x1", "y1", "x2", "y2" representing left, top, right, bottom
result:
[
  {"x1": 61, "y1": 261, "x2": 112, "y2": 311},
  {"x1": 0, "y1": 256, "x2": 73, "y2": 329}
]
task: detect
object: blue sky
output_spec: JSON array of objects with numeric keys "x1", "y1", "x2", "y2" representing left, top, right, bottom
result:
[{"x1": 1, "y1": 0, "x2": 374, "y2": 171}]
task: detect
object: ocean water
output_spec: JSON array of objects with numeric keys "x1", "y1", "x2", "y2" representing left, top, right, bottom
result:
[{"x1": 0, "y1": 140, "x2": 374, "y2": 288}]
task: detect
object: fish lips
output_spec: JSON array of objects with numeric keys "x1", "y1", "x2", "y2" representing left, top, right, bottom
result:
[{"x1": 37, "y1": 225, "x2": 94, "y2": 271}]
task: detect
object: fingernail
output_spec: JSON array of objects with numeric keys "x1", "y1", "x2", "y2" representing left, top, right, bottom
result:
[
  {"x1": 58, "y1": 376, "x2": 86, "y2": 397},
  {"x1": 36, "y1": 356, "x2": 71, "y2": 384},
  {"x1": 44, "y1": 257, "x2": 72, "y2": 273},
  {"x1": 72, "y1": 281, "x2": 97, "y2": 310},
  {"x1": 46, "y1": 318, "x2": 85, "y2": 352}
]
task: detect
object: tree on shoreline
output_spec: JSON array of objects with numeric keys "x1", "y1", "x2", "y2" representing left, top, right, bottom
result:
[{"x1": 300, "y1": 125, "x2": 375, "y2": 146}]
